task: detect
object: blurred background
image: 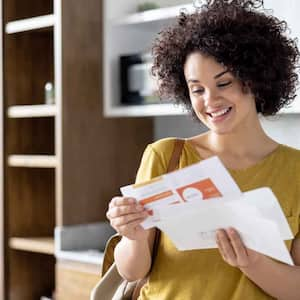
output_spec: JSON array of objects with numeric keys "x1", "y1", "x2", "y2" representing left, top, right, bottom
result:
[{"x1": 0, "y1": 0, "x2": 299, "y2": 299}]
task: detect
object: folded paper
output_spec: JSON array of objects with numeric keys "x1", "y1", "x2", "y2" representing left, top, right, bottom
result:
[{"x1": 121, "y1": 157, "x2": 294, "y2": 265}]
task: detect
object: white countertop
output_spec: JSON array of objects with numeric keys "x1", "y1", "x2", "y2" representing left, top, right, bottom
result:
[{"x1": 55, "y1": 249, "x2": 104, "y2": 265}]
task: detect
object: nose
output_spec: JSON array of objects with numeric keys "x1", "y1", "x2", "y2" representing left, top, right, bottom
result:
[{"x1": 203, "y1": 88, "x2": 218, "y2": 106}]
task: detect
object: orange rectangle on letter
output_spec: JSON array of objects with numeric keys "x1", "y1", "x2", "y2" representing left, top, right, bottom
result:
[{"x1": 140, "y1": 190, "x2": 173, "y2": 205}]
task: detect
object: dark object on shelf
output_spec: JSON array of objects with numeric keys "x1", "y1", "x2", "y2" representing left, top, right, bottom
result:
[{"x1": 120, "y1": 53, "x2": 158, "y2": 105}]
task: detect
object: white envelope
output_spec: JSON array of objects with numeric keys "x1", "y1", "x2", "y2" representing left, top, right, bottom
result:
[
  {"x1": 155, "y1": 188, "x2": 294, "y2": 265},
  {"x1": 121, "y1": 155, "x2": 294, "y2": 265},
  {"x1": 155, "y1": 188, "x2": 293, "y2": 240}
]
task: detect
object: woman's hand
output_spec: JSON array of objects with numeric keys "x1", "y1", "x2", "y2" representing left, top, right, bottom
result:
[
  {"x1": 106, "y1": 196, "x2": 150, "y2": 241},
  {"x1": 216, "y1": 227, "x2": 263, "y2": 269}
]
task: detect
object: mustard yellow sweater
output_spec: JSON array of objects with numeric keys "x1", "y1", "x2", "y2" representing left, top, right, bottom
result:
[{"x1": 136, "y1": 138, "x2": 300, "y2": 300}]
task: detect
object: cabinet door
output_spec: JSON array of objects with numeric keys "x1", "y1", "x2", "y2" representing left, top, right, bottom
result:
[{"x1": 55, "y1": 261, "x2": 100, "y2": 300}]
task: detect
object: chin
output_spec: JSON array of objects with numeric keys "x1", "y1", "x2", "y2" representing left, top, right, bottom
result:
[
  {"x1": 213, "y1": 130, "x2": 231, "y2": 135},
  {"x1": 209, "y1": 125, "x2": 234, "y2": 135}
]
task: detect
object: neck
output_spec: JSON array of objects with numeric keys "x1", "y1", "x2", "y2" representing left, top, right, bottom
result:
[{"x1": 206, "y1": 118, "x2": 276, "y2": 157}]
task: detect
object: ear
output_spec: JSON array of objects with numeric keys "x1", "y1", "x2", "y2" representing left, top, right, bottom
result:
[{"x1": 241, "y1": 80, "x2": 252, "y2": 94}]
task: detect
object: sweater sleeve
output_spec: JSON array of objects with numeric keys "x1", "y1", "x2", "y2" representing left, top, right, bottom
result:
[{"x1": 135, "y1": 144, "x2": 168, "y2": 184}]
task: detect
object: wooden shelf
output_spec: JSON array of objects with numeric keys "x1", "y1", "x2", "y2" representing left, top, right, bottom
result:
[
  {"x1": 104, "y1": 103, "x2": 187, "y2": 117},
  {"x1": 8, "y1": 155, "x2": 57, "y2": 168},
  {"x1": 7, "y1": 104, "x2": 57, "y2": 118},
  {"x1": 115, "y1": 3, "x2": 195, "y2": 25},
  {"x1": 104, "y1": 1, "x2": 194, "y2": 118},
  {"x1": 2, "y1": 0, "x2": 153, "y2": 298},
  {"x1": 9, "y1": 237, "x2": 54, "y2": 255},
  {"x1": 5, "y1": 14, "x2": 55, "y2": 34}
]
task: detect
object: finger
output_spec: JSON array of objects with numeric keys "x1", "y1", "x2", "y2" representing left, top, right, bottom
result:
[
  {"x1": 108, "y1": 204, "x2": 144, "y2": 219},
  {"x1": 111, "y1": 211, "x2": 148, "y2": 227},
  {"x1": 117, "y1": 218, "x2": 147, "y2": 235},
  {"x1": 109, "y1": 197, "x2": 136, "y2": 208},
  {"x1": 226, "y1": 228, "x2": 248, "y2": 264},
  {"x1": 216, "y1": 234, "x2": 228, "y2": 261},
  {"x1": 217, "y1": 229, "x2": 236, "y2": 264}
]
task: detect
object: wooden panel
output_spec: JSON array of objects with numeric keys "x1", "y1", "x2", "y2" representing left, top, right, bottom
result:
[
  {"x1": 4, "y1": 30, "x2": 53, "y2": 106},
  {"x1": 56, "y1": 260, "x2": 100, "y2": 300},
  {"x1": 7, "y1": 168, "x2": 55, "y2": 237},
  {"x1": 4, "y1": 0, "x2": 52, "y2": 22},
  {"x1": 0, "y1": 2, "x2": 5, "y2": 300},
  {"x1": 9, "y1": 251, "x2": 55, "y2": 300},
  {"x1": 57, "y1": 0, "x2": 154, "y2": 226},
  {"x1": 7, "y1": 118, "x2": 54, "y2": 155}
]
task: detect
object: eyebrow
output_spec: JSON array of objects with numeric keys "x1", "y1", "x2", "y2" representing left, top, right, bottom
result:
[
  {"x1": 187, "y1": 70, "x2": 229, "y2": 83},
  {"x1": 214, "y1": 70, "x2": 229, "y2": 79}
]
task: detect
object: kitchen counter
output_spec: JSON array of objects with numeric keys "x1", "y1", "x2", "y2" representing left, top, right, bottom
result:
[{"x1": 55, "y1": 249, "x2": 104, "y2": 265}]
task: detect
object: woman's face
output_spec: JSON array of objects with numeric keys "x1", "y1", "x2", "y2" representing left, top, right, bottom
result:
[{"x1": 184, "y1": 51, "x2": 258, "y2": 135}]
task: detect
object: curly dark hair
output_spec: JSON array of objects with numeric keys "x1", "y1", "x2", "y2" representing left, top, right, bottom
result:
[{"x1": 152, "y1": 0, "x2": 299, "y2": 116}]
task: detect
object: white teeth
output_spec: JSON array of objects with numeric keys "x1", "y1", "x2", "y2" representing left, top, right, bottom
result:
[{"x1": 210, "y1": 108, "x2": 230, "y2": 117}]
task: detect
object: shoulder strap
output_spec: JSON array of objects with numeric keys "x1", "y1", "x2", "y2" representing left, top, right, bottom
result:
[
  {"x1": 167, "y1": 139, "x2": 185, "y2": 173},
  {"x1": 132, "y1": 138, "x2": 184, "y2": 300},
  {"x1": 101, "y1": 234, "x2": 122, "y2": 276},
  {"x1": 151, "y1": 138, "x2": 184, "y2": 258},
  {"x1": 101, "y1": 139, "x2": 185, "y2": 277}
]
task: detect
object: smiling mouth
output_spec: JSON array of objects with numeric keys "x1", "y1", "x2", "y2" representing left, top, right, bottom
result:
[{"x1": 206, "y1": 107, "x2": 232, "y2": 119}]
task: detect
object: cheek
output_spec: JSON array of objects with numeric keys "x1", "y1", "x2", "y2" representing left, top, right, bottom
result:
[
  {"x1": 191, "y1": 97, "x2": 204, "y2": 112},
  {"x1": 236, "y1": 94, "x2": 256, "y2": 113},
  {"x1": 191, "y1": 98, "x2": 207, "y2": 122}
]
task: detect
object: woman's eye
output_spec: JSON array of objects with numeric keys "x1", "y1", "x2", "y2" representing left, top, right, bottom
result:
[
  {"x1": 217, "y1": 81, "x2": 232, "y2": 88},
  {"x1": 191, "y1": 88, "x2": 204, "y2": 95}
]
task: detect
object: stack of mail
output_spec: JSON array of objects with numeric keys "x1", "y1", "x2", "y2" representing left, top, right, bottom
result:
[{"x1": 121, "y1": 157, "x2": 294, "y2": 265}]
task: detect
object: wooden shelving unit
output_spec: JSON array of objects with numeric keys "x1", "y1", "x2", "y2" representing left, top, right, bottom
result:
[
  {"x1": 103, "y1": 0, "x2": 191, "y2": 118},
  {"x1": 9, "y1": 237, "x2": 54, "y2": 255},
  {"x1": 1, "y1": 0, "x2": 153, "y2": 299}
]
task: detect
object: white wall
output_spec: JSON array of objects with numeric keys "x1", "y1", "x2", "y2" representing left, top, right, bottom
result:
[
  {"x1": 154, "y1": 114, "x2": 300, "y2": 150},
  {"x1": 260, "y1": 114, "x2": 300, "y2": 149}
]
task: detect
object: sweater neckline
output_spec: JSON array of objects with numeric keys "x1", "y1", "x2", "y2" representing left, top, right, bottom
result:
[{"x1": 184, "y1": 139, "x2": 283, "y2": 174}]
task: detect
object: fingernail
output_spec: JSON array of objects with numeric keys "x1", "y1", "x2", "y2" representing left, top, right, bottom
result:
[{"x1": 227, "y1": 228, "x2": 234, "y2": 234}]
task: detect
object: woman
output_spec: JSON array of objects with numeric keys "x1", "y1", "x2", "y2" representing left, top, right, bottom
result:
[{"x1": 106, "y1": 0, "x2": 300, "y2": 299}]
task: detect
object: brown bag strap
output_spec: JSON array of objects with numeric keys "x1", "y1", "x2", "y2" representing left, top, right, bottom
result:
[
  {"x1": 167, "y1": 139, "x2": 185, "y2": 172},
  {"x1": 132, "y1": 138, "x2": 184, "y2": 300},
  {"x1": 149, "y1": 139, "x2": 184, "y2": 263}
]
